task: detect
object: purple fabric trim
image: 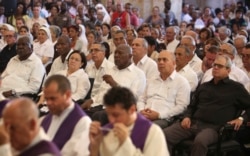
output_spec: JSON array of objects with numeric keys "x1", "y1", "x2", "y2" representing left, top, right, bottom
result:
[
  {"x1": 19, "y1": 140, "x2": 61, "y2": 156},
  {"x1": 103, "y1": 113, "x2": 152, "y2": 151},
  {"x1": 41, "y1": 103, "x2": 86, "y2": 150},
  {"x1": 0, "y1": 99, "x2": 9, "y2": 117}
]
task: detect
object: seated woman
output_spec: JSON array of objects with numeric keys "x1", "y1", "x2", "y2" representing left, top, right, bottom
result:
[
  {"x1": 33, "y1": 26, "x2": 54, "y2": 67},
  {"x1": 37, "y1": 51, "x2": 90, "y2": 104}
]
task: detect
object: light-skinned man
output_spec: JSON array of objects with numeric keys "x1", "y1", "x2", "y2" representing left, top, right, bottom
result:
[
  {"x1": 41, "y1": 75, "x2": 91, "y2": 156},
  {"x1": 85, "y1": 42, "x2": 114, "y2": 98},
  {"x1": 132, "y1": 38, "x2": 159, "y2": 79},
  {"x1": 89, "y1": 86, "x2": 169, "y2": 156},
  {"x1": 0, "y1": 98, "x2": 61, "y2": 156},
  {"x1": 164, "y1": 55, "x2": 250, "y2": 156},
  {"x1": 0, "y1": 30, "x2": 17, "y2": 73},
  {"x1": 175, "y1": 46, "x2": 198, "y2": 91},
  {"x1": 137, "y1": 50, "x2": 191, "y2": 128}
]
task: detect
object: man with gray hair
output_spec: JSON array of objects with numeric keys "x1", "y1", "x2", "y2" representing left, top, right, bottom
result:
[
  {"x1": 180, "y1": 35, "x2": 202, "y2": 80},
  {"x1": 201, "y1": 43, "x2": 249, "y2": 88},
  {"x1": 233, "y1": 35, "x2": 247, "y2": 68},
  {"x1": 218, "y1": 26, "x2": 233, "y2": 44},
  {"x1": 132, "y1": 38, "x2": 159, "y2": 79},
  {"x1": 165, "y1": 26, "x2": 180, "y2": 53},
  {"x1": 175, "y1": 45, "x2": 198, "y2": 91},
  {"x1": 164, "y1": 54, "x2": 250, "y2": 156},
  {"x1": 108, "y1": 29, "x2": 127, "y2": 63}
]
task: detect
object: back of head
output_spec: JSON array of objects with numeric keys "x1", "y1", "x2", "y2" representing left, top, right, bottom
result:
[
  {"x1": 44, "y1": 75, "x2": 71, "y2": 94},
  {"x1": 2, "y1": 98, "x2": 39, "y2": 151},
  {"x1": 103, "y1": 86, "x2": 136, "y2": 110},
  {"x1": 3, "y1": 98, "x2": 39, "y2": 121}
]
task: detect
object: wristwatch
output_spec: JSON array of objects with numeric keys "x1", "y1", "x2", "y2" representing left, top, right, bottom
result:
[
  {"x1": 238, "y1": 117, "x2": 244, "y2": 121},
  {"x1": 11, "y1": 90, "x2": 16, "y2": 96}
]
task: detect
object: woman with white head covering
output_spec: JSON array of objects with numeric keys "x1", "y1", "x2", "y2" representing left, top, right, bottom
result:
[
  {"x1": 95, "y1": 3, "x2": 111, "y2": 24},
  {"x1": 33, "y1": 26, "x2": 54, "y2": 67},
  {"x1": 0, "y1": 24, "x2": 15, "y2": 51},
  {"x1": 78, "y1": 24, "x2": 88, "y2": 54}
]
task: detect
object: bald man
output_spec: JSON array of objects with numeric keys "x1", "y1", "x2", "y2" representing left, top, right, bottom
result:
[
  {"x1": 137, "y1": 50, "x2": 190, "y2": 128},
  {"x1": 0, "y1": 98, "x2": 61, "y2": 156}
]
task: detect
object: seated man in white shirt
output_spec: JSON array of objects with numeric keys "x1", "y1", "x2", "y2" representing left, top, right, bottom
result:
[
  {"x1": 165, "y1": 26, "x2": 179, "y2": 53},
  {"x1": 0, "y1": 98, "x2": 61, "y2": 156},
  {"x1": 41, "y1": 75, "x2": 91, "y2": 156},
  {"x1": 0, "y1": 36, "x2": 45, "y2": 98},
  {"x1": 89, "y1": 86, "x2": 170, "y2": 156},
  {"x1": 132, "y1": 38, "x2": 159, "y2": 79},
  {"x1": 137, "y1": 50, "x2": 191, "y2": 129},
  {"x1": 175, "y1": 45, "x2": 198, "y2": 91},
  {"x1": 180, "y1": 35, "x2": 202, "y2": 80},
  {"x1": 85, "y1": 42, "x2": 114, "y2": 99},
  {"x1": 82, "y1": 44, "x2": 146, "y2": 124}
]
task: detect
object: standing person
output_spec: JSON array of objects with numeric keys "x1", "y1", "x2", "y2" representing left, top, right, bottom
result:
[
  {"x1": 53, "y1": 2, "x2": 72, "y2": 29},
  {"x1": 89, "y1": 86, "x2": 169, "y2": 156},
  {"x1": 110, "y1": 1, "x2": 130, "y2": 30},
  {"x1": 26, "y1": 4, "x2": 48, "y2": 30},
  {"x1": 41, "y1": 75, "x2": 91, "y2": 156},
  {"x1": 0, "y1": 98, "x2": 61, "y2": 156}
]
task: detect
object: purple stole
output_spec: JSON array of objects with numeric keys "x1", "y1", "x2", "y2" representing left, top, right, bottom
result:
[
  {"x1": 19, "y1": 140, "x2": 61, "y2": 156},
  {"x1": 104, "y1": 113, "x2": 152, "y2": 151},
  {"x1": 0, "y1": 99, "x2": 9, "y2": 117},
  {"x1": 41, "y1": 103, "x2": 86, "y2": 150}
]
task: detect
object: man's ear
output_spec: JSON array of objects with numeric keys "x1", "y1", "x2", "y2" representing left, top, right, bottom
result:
[{"x1": 128, "y1": 104, "x2": 136, "y2": 114}]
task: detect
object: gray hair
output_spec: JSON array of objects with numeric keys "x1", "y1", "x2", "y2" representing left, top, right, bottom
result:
[
  {"x1": 176, "y1": 45, "x2": 191, "y2": 56},
  {"x1": 49, "y1": 25, "x2": 61, "y2": 38},
  {"x1": 234, "y1": 35, "x2": 247, "y2": 45},
  {"x1": 182, "y1": 35, "x2": 196, "y2": 46},
  {"x1": 221, "y1": 43, "x2": 237, "y2": 56},
  {"x1": 140, "y1": 38, "x2": 148, "y2": 48},
  {"x1": 216, "y1": 55, "x2": 232, "y2": 69},
  {"x1": 218, "y1": 26, "x2": 231, "y2": 36}
]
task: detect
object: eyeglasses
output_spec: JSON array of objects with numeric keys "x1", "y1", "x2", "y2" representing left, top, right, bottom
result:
[
  {"x1": 212, "y1": 63, "x2": 228, "y2": 69},
  {"x1": 90, "y1": 49, "x2": 102, "y2": 53},
  {"x1": 5, "y1": 35, "x2": 14, "y2": 38}
]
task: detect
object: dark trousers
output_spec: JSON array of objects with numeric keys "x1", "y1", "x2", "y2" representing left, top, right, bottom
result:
[
  {"x1": 163, "y1": 120, "x2": 220, "y2": 156},
  {"x1": 85, "y1": 106, "x2": 109, "y2": 126}
]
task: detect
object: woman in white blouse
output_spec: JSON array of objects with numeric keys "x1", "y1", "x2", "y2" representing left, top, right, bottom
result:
[
  {"x1": 56, "y1": 51, "x2": 90, "y2": 101},
  {"x1": 33, "y1": 26, "x2": 54, "y2": 67},
  {"x1": 37, "y1": 51, "x2": 90, "y2": 104}
]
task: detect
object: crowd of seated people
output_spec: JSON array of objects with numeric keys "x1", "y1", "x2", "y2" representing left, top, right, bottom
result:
[{"x1": 0, "y1": 0, "x2": 250, "y2": 155}]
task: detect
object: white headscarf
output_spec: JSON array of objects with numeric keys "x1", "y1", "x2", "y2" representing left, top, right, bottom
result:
[
  {"x1": 79, "y1": 24, "x2": 88, "y2": 53},
  {"x1": 39, "y1": 26, "x2": 52, "y2": 41},
  {"x1": 95, "y1": 3, "x2": 111, "y2": 24}
]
